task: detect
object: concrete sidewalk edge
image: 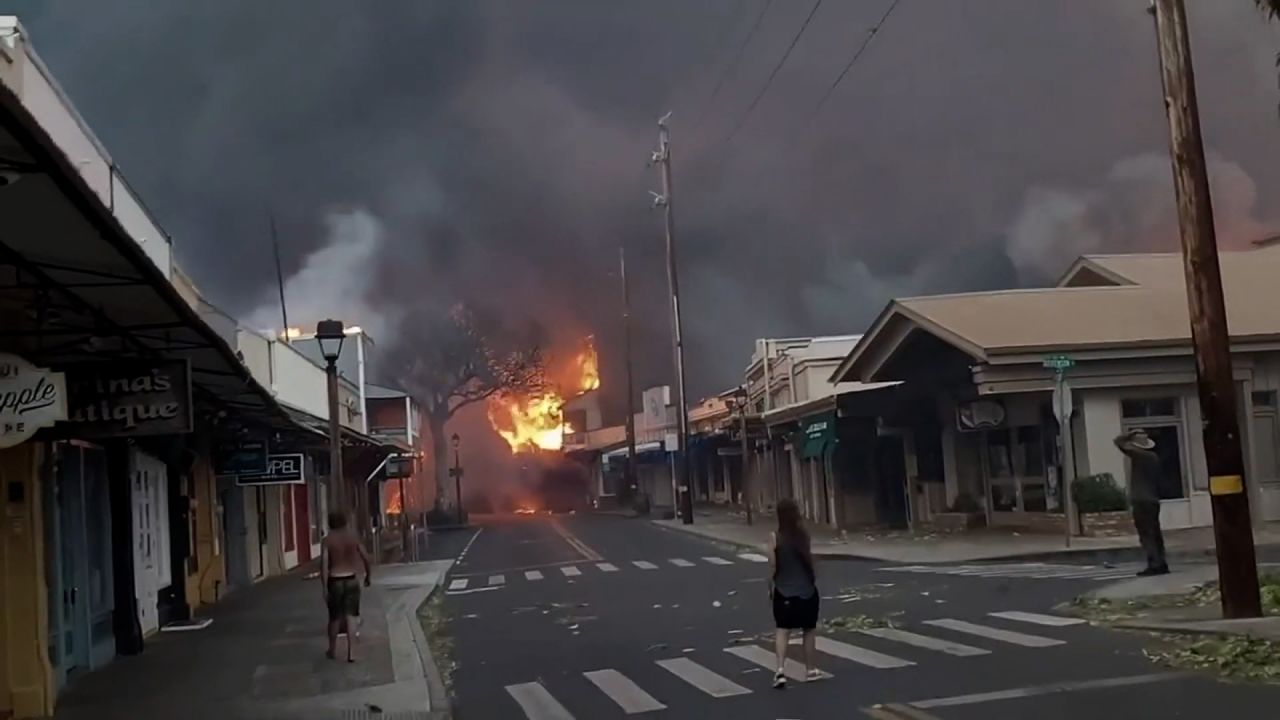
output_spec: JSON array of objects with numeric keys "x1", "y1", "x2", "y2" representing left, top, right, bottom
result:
[
  {"x1": 1112, "y1": 617, "x2": 1280, "y2": 642},
  {"x1": 409, "y1": 562, "x2": 453, "y2": 719}
]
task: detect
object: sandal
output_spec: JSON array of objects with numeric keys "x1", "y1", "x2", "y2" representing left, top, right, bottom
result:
[
  {"x1": 772, "y1": 669, "x2": 787, "y2": 689},
  {"x1": 805, "y1": 668, "x2": 823, "y2": 683}
]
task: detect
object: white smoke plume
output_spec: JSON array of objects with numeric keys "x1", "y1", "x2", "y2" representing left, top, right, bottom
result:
[
  {"x1": 1006, "y1": 153, "x2": 1274, "y2": 283},
  {"x1": 245, "y1": 209, "x2": 397, "y2": 343}
]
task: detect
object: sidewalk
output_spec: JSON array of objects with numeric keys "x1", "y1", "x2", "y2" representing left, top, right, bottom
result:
[
  {"x1": 655, "y1": 506, "x2": 1280, "y2": 564},
  {"x1": 53, "y1": 560, "x2": 452, "y2": 720}
]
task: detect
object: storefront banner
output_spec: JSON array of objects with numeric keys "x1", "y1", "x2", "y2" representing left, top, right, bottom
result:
[
  {"x1": 235, "y1": 453, "x2": 306, "y2": 486},
  {"x1": 799, "y1": 414, "x2": 835, "y2": 459},
  {"x1": 52, "y1": 359, "x2": 193, "y2": 438},
  {"x1": 0, "y1": 353, "x2": 66, "y2": 448}
]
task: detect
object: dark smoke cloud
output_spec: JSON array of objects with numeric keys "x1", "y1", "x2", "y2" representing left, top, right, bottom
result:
[{"x1": 11, "y1": 0, "x2": 1280, "y2": 412}]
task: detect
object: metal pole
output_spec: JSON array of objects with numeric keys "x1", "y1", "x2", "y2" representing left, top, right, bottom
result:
[
  {"x1": 1151, "y1": 0, "x2": 1260, "y2": 618},
  {"x1": 654, "y1": 113, "x2": 693, "y2": 525},
  {"x1": 326, "y1": 359, "x2": 345, "y2": 512},
  {"x1": 398, "y1": 473, "x2": 410, "y2": 562},
  {"x1": 1057, "y1": 370, "x2": 1074, "y2": 548},
  {"x1": 739, "y1": 396, "x2": 753, "y2": 525},
  {"x1": 453, "y1": 446, "x2": 463, "y2": 526},
  {"x1": 621, "y1": 245, "x2": 640, "y2": 502}
]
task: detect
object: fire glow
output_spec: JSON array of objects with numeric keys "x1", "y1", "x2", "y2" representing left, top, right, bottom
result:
[{"x1": 487, "y1": 338, "x2": 599, "y2": 453}]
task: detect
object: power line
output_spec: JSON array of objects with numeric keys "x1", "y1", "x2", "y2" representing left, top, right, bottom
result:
[
  {"x1": 724, "y1": 0, "x2": 826, "y2": 144},
  {"x1": 813, "y1": 0, "x2": 905, "y2": 115},
  {"x1": 691, "y1": 0, "x2": 777, "y2": 134}
]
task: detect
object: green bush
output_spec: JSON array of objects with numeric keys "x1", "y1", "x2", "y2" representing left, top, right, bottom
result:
[
  {"x1": 1072, "y1": 473, "x2": 1128, "y2": 513},
  {"x1": 949, "y1": 492, "x2": 982, "y2": 513}
]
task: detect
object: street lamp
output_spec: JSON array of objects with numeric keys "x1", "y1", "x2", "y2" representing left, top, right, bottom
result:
[
  {"x1": 451, "y1": 433, "x2": 463, "y2": 525},
  {"x1": 731, "y1": 386, "x2": 753, "y2": 526},
  {"x1": 316, "y1": 319, "x2": 346, "y2": 513}
]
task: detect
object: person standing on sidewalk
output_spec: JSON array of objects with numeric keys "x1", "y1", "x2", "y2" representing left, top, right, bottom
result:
[
  {"x1": 1114, "y1": 429, "x2": 1169, "y2": 576},
  {"x1": 321, "y1": 511, "x2": 372, "y2": 661},
  {"x1": 768, "y1": 498, "x2": 821, "y2": 688}
]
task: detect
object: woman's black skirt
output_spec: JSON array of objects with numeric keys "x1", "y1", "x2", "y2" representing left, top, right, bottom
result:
[{"x1": 772, "y1": 590, "x2": 819, "y2": 630}]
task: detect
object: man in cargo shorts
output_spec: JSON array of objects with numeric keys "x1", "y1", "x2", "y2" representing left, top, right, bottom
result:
[{"x1": 321, "y1": 511, "x2": 371, "y2": 661}]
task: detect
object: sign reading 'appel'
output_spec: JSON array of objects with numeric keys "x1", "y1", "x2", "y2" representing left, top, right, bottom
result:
[{"x1": 0, "y1": 353, "x2": 67, "y2": 449}]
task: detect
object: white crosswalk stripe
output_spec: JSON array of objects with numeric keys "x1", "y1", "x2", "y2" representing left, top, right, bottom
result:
[
  {"x1": 655, "y1": 657, "x2": 752, "y2": 698},
  {"x1": 583, "y1": 669, "x2": 666, "y2": 713},
  {"x1": 669, "y1": 558, "x2": 695, "y2": 567},
  {"x1": 506, "y1": 682, "x2": 575, "y2": 720},
  {"x1": 812, "y1": 636, "x2": 914, "y2": 668},
  {"x1": 988, "y1": 611, "x2": 1086, "y2": 627},
  {"x1": 596, "y1": 562, "x2": 619, "y2": 572},
  {"x1": 489, "y1": 574, "x2": 506, "y2": 586},
  {"x1": 448, "y1": 578, "x2": 468, "y2": 590},
  {"x1": 525, "y1": 570, "x2": 544, "y2": 581},
  {"x1": 857, "y1": 626, "x2": 990, "y2": 657},
  {"x1": 561, "y1": 566, "x2": 582, "y2": 577},
  {"x1": 703, "y1": 556, "x2": 733, "y2": 565},
  {"x1": 632, "y1": 560, "x2": 658, "y2": 570},
  {"x1": 924, "y1": 618, "x2": 1066, "y2": 647},
  {"x1": 724, "y1": 645, "x2": 832, "y2": 681},
  {"x1": 738, "y1": 553, "x2": 770, "y2": 563}
]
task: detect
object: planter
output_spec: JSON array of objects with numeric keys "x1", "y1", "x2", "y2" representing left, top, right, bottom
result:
[
  {"x1": 1078, "y1": 510, "x2": 1132, "y2": 537},
  {"x1": 929, "y1": 512, "x2": 986, "y2": 532}
]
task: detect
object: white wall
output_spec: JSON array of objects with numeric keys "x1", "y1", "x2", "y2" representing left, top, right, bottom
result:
[
  {"x1": 236, "y1": 329, "x2": 274, "y2": 389},
  {"x1": 271, "y1": 341, "x2": 329, "y2": 419}
]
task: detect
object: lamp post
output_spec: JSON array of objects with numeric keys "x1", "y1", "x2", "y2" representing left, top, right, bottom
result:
[
  {"x1": 451, "y1": 433, "x2": 463, "y2": 525},
  {"x1": 316, "y1": 319, "x2": 346, "y2": 513},
  {"x1": 733, "y1": 386, "x2": 753, "y2": 526}
]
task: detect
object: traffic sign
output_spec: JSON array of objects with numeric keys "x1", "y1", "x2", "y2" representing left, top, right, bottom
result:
[{"x1": 1042, "y1": 355, "x2": 1075, "y2": 371}]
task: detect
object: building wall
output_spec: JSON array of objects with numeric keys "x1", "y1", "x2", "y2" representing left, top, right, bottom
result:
[
  {"x1": 271, "y1": 342, "x2": 329, "y2": 419},
  {"x1": 0, "y1": 442, "x2": 54, "y2": 719},
  {"x1": 183, "y1": 456, "x2": 225, "y2": 612}
]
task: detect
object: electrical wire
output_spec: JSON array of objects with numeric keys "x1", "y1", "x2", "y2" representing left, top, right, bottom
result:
[
  {"x1": 723, "y1": 0, "x2": 826, "y2": 144},
  {"x1": 691, "y1": 0, "x2": 777, "y2": 134},
  {"x1": 813, "y1": 0, "x2": 905, "y2": 115}
]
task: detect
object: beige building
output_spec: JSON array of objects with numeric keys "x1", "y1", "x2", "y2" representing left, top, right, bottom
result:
[{"x1": 833, "y1": 241, "x2": 1280, "y2": 532}]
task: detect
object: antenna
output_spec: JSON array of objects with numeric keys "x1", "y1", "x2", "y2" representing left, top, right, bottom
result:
[{"x1": 269, "y1": 212, "x2": 290, "y2": 343}]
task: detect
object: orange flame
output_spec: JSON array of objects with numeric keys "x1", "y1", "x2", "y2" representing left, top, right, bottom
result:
[
  {"x1": 575, "y1": 338, "x2": 600, "y2": 393},
  {"x1": 488, "y1": 392, "x2": 573, "y2": 453},
  {"x1": 386, "y1": 484, "x2": 403, "y2": 515}
]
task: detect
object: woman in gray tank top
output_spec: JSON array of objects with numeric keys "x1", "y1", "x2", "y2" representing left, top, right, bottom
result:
[{"x1": 769, "y1": 498, "x2": 820, "y2": 688}]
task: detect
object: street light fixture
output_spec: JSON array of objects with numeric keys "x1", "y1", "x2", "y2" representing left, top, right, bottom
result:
[
  {"x1": 451, "y1": 433, "x2": 463, "y2": 525},
  {"x1": 731, "y1": 386, "x2": 753, "y2": 526},
  {"x1": 316, "y1": 318, "x2": 346, "y2": 513}
]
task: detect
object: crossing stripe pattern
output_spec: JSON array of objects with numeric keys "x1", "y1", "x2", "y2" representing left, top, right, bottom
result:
[
  {"x1": 488, "y1": 574, "x2": 505, "y2": 586},
  {"x1": 669, "y1": 558, "x2": 694, "y2": 567},
  {"x1": 448, "y1": 578, "x2": 468, "y2": 590},
  {"x1": 525, "y1": 570, "x2": 544, "y2": 581},
  {"x1": 561, "y1": 566, "x2": 582, "y2": 577},
  {"x1": 596, "y1": 562, "x2": 619, "y2": 572},
  {"x1": 501, "y1": 611, "x2": 1084, "y2": 718},
  {"x1": 879, "y1": 562, "x2": 1143, "y2": 581},
  {"x1": 444, "y1": 554, "x2": 787, "y2": 592},
  {"x1": 631, "y1": 560, "x2": 658, "y2": 570}
]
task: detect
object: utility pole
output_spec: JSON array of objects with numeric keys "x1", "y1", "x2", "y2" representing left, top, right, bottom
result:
[
  {"x1": 1150, "y1": 0, "x2": 1261, "y2": 618},
  {"x1": 620, "y1": 245, "x2": 640, "y2": 505},
  {"x1": 651, "y1": 112, "x2": 694, "y2": 525},
  {"x1": 737, "y1": 387, "x2": 753, "y2": 526}
]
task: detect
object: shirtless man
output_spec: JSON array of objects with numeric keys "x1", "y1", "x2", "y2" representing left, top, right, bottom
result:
[{"x1": 321, "y1": 511, "x2": 371, "y2": 661}]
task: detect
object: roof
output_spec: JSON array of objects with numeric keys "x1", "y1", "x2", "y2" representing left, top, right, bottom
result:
[
  {"x1": 833, "y1": 242, "x2": 1280, "y2": 383},
  {"x1": 366, "y1": 383, "x2": 408, "y2": 400}
]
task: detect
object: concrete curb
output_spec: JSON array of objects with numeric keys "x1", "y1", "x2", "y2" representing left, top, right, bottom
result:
[{"x1": 409, "y1": 568, "x2": 453, "y2": 719}]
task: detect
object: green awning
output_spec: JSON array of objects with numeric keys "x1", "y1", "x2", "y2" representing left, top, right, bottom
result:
[{"x1": 798, "y1": 413, "x2": 836, "y2": 459}]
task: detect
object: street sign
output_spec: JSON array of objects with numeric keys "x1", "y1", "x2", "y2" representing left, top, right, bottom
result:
[
  {"x1": 1042, "y1": 355, "x2": 1075, "y2": 371},
  {"x1": 235, "y1": 453, "x2": 306, "y2": 486}
]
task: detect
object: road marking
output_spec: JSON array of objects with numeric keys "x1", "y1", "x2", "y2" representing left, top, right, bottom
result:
[
  {"x1": 988, "y1": 611, "x2": 1086, "y2": 627},
  {"x1": 738, "y1": 553, "x2": 769, "y2": 563},
  {"x1": 863, "y1": 703, "x2": 942, "y2": 719},
  {"x1": 505, "y1": 681, "x2": 575, "y2": 720},
  {"x1": 724, "y1": 645, "x2": 832, "y2": 681},
  {"x1": 655, "y1": 657, "x2": 751, "y2": 698},
  {"x1": 525, "y1": 570, "x2": 544, "y2": 581},
  {"x1": 549, "y1": 518, "x2": 603, "y2": 561},
  {"x1": 879, "y1": 565, "x2": 929, "y2": 572},
  {"x1": 488, "y1": 574, "x2": 506, "y2": 586},
  {"x1": 583, "y1": 669, "x2": 666, "y2": 713},
  {"x1": 596, "y1": 562, "x2": 619, "y2": 572},
  {"x1": 858, "y1": 627, "x2": 990, "y2": 657},
  {"x1": 703, "y1": 556, "x2": 733, "y2": 565},
  {"x1": 457, "y1": 527, "x2": 483, "y2": 561},
  {"x1": 813, "y1": 636, "x2": 914, "y2": 668},
  {"x1": 669, "y1": 558, "x2": 695, "y2": 567},
  {"x1": 923, "y1": 619, "x2": 1065, "y2": 647},
  {"x1": 632, "y1": 561, "x2": 658, "y2": 570},
  {"x1": 908, "y1": 672, "x2": 1186, "y2": 709},
  {"x1": 561, "y1": 566, "x2": 582, "y2": 577},
  {"x1": 448, "y1": 578, "x2": 469, "y2": 590},
  {"x1": 445, "y1": 585, "x2": 499, "y2": 596}
]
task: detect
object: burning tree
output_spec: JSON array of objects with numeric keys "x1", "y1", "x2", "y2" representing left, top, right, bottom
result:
[{"x1": 395, "y1": 304, "x2": 545, "y2": 513}]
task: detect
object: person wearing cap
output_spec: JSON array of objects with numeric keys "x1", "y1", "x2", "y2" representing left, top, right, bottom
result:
[{"x1": 1114, "y1": 429, "x2": 1169, "y2": 576}]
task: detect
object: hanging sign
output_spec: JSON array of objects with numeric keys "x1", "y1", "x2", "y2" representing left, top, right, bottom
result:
[
  {"x1": 215, "y1": 437, "x2": 269, "y2": 476},
  {"x1": 52, "y1": 359, "x2": 193, "y2": 438},
  {"x1": 235, "y1": 453, "x2": 306, "y2": 486},
  {"x1": 0, "y1": 353, "x2": 66, "y2": 449},
  {"x1": 956, "y1": 399, "x2": 1006, "y2": 432}
]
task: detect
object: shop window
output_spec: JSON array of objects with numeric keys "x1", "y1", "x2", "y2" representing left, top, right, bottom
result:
[
  {"x1": 1121, "y1": 395, "x2": 1187, "y2": 498},
  {"x1": 1015, "y1": 426, "x2": 1044, "y2": 477},
  {"x1": 1122, "y1": 397, "x2": 1179, "y2": 419},
  {"x1": 1253, "y1": 391, "x2": 1280, "y2": 485},
  {"x1": 987, "y1": 432, "x2": 1013, "y2": 479}
]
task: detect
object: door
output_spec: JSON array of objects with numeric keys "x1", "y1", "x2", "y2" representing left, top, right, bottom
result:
[
  {"x1": 219, "y1": 479, "x2": 250, "y2": 590},
  {"x1": 294, "y1": 484, "x2": 312, "y2": 563},
  {"x1": 282, "y1": 483, "x2": 298, "y2": 569},
  {"x1": 48, "y1": 445, "x2": 91, "y2": 686},
  {"x1": 132, "y1": 456, "x2": 160, "y2": 636},
  {"x1": 875, "y1": 435, "x2": 909, "y2": 528}
]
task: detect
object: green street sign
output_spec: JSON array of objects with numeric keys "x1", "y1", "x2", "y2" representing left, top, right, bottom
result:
[{"x1": 1042, "y1": 355, "x2": 1075, "y2": 371}]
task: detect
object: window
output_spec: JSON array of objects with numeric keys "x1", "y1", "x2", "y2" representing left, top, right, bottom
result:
[
  {"x1": 987, "y1": 432, "x2": 1013, "y2": 480},
  {"x1": 1122, "y1": 397, "x2": 1179, "y2": 419},
  {"x1": 1253, "y1": 391, "x2": 1280, "y2": 485},
  {"x1": 1121, "y1": 396, "x2": 1188, "y2": 498},
  {"x1": 1015, "y1": 426, "x2": 1044, "y2": 477}
]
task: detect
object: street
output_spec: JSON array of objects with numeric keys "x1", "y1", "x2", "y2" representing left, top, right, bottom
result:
[{"x1": 433, "y1": 513, "x2": 1280, "y2": 719}]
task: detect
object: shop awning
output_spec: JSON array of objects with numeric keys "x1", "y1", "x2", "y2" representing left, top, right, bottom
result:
[{"x1": 798, "y1": 413, "x2": 836, "y2": 459}]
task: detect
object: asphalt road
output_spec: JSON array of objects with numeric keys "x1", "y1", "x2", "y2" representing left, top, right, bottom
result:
[{"x1": 435, "y1": 513, "x2": 1280, "y2": 719}]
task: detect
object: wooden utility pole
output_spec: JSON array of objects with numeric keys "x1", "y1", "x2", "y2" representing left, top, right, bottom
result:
[
  {"x1": 652, "y1": 112, "x2": 694, "y2": 525},
  {"x1": 620, "y1": 245, "x2": 640, "y2": 504},
  {"x1": 1151, "y1": 0, "x2": 1261, "y2": 618},
  {"x1": 738, "y1": 388, "x2": 753, "y2": 525}
]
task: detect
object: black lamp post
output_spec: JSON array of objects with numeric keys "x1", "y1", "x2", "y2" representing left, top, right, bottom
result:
[
  {"x1": 451, "y1": 433, "x2": 463, "y2": 525},
  {"x1": 731, "y1": 386, "x2": 753, "y2": 526},
  {"x1": 316, "y1": 319, "x2": 346, "y2": 512}
]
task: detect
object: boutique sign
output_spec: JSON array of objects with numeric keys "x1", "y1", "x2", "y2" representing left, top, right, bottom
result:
[
  {"x1": 52, "y1": 360, "x2": 193, "y2": 438},
  {"x1": 0, "y1": 353, "x2": 67, "y2": 449}
]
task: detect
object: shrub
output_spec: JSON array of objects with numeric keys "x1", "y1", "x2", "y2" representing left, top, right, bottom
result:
[
  {"x1": 949, "y1": 492, "x2": 982, "y2": 513},
  {"x1": 1072, "y1": 473, "x2": 1128, "y2": 513}
]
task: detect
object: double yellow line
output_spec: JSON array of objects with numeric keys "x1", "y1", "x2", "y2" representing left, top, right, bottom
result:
[
  {"x1": 549, "y1": 518, "x2": 602, "y2": 561},
  {"x1": 862, "y1": 703, "x2": 940, "y2": 719}
]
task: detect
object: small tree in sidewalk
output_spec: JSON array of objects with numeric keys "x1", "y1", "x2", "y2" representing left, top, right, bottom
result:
[{"x1": 392, "y1": 303, "x2": 545, "y2": 518}]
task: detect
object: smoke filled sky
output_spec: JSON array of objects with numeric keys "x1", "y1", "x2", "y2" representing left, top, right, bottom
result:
[{"x1": 11, "y1": 1, "x2": 1280, "y2": 405}]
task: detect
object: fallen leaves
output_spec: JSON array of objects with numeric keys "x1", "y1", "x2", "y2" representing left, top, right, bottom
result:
[{"x1": 1146, "y1": 636, "x2": 1280, "y2": 682}]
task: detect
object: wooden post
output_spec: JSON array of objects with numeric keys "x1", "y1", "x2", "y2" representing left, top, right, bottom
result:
[{"x1": 1151, "y1": 0, "x2": 1261, "y2": 618}]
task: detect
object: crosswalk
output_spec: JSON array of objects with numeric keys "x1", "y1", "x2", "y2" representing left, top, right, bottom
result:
[
  {"x1": 501, "y1": 611, "x2": 1084, "y2": 718},
  {"x1": 878, "y1": 561, "x2": 1144, "y2": 581},
  {"x1": 446, "y1": 553, "x2": 763, "y2": 593}
]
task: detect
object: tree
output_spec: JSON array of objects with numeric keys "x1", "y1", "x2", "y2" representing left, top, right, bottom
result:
[
  {"x1": 394, "y1": 304, "x2": 545, "y2": 514},
  {"x1": 1259, "y1": 0, "x2": 1280, "y2": 18}
]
